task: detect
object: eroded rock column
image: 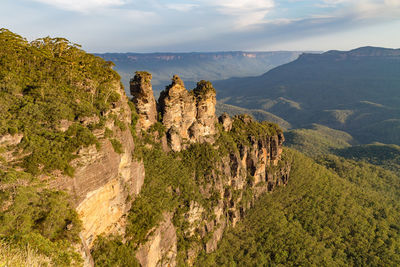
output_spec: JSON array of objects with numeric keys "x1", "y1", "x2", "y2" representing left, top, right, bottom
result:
[
  {"x1": 158, "y1": 75, "x2": 196, "y2": 151},
  {"x1": 130, "y1": 71, "x2": 158, "y2": 130},
  {"x1": 190, "y1": 80, "x2": 217, "y2": 143}
]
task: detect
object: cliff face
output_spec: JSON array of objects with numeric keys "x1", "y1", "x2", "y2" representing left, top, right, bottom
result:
[
  {"x1": 51, "y1": 81, "x2": 145, "y2": 264},
  {"x1": 0, "y1": 66, "x2": 290, "y2": 266},
  {"x1": 129, "y1": 74, "x2": 290, "y2": 266},
  {"x1": 136, "y1": 213, "x2": 177, "y2": 267},
  {"x1": 190, "y1": 115, "x2": 289, "y2": 264}
]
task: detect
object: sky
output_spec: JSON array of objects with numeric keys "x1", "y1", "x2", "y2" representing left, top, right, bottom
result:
[{"x1": 1, "y1": 0, "x2": 400, "y2": 52}]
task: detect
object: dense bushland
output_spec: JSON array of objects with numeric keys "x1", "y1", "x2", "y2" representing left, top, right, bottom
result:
[
  {"x1": 0, "y1": 28, "x2": 121, "y2": 175},
  {"x1": 0, "y1": 29, "x2": 124, "y2": 265},
  {"x1": 197, "y1": 149, "x2": 400, "y2": 266}
]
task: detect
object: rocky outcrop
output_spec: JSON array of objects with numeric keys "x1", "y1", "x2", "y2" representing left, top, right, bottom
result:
[
  {"x1": 50, "y1": 81, "x2": 145, "y2": 265},
  {"x1": 130, "y1": 71, "x2": 158, "y2": 130},
  {"x1": 181, "y1": 115, "x2": 290, "y2": 263},
  {"x1": 158, "y1": 75, "x2": 197, "y2": 151},
  {"x1": 0, "y1": 134, "x2": 24, "y2": 164},
  {"x1": 219, "y1": 112, "x2": 232, "y2": 132},
  {"x1": 190, "y1": 80, "x2": 217, "y2": 143},
  {"x1": 158, "y1": 76, "x2": 217, "y2": 151},
  {"x1": 49, "y1": 72, "x2": 289, "y2": 267},
  {"x1": 136, "y1": 213, "x2": 177, "y2": 267},
  {"x1": 129, "y1": 73, "x2": 290, "y2": 265},
  {"x1": 0, "y1": 133, "x2": 23, "y2": 146}
]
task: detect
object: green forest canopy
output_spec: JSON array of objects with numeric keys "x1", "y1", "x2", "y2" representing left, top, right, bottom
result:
[
  {"x1": 0, "y1": 29, "x2": 123, "y2": 265},
  {"x1": 197, "y1": 149, "x2": 400, "y2": 266}
]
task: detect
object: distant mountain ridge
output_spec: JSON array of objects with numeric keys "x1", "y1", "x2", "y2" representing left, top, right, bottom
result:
[
  {"x1": 324, "y1": 46, "x2": 400, "y2": 57},
  {"x1": 215, "y1": 46, "x2": 400, "y2": 145},
  {"x1": 96, "y1": 51, "x2": 305, "y2": 94}
]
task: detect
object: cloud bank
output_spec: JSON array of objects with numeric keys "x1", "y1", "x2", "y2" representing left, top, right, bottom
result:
[
  {"x1": 1, "y1": 0, "x2": 399, "y2": 52},
  {"x1": 31, "y1": 0, "x2": 127, "y2": 12}
]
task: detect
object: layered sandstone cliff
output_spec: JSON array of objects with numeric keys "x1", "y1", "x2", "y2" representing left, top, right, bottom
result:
[
  {"x1": 22, "y1": 72, "x2": 290, "y2": 267},
  {"x1": 50, "y1": 81, "x2": 146, "y2": 265},
  {"x1": 129, "y1": 74, "x2": 290, "y2": 266}
]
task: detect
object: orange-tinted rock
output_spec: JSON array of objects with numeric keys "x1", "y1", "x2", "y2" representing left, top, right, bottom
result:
[
  {"x1": 130, "y1": 71, "x2": 158, "y2": 130},
  {"x1": 158, "y1": 76, "x2": 217, "y2": 151}
]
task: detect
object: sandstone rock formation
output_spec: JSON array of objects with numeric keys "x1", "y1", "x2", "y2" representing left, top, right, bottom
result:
[
  {"x1": 41, "y1": 72, "x2": 290, "y2": 267},
  {"x1": 130, "y1": 71, "x2": 158, "y2": 130},
  {"x1": 127, "y1": 71, "x2": 290, "y2": 265},
  {"x1": 158, "y1": 76, "x2": 217, "y2": 151},
  {"x1": 50, "y1": 81, "x2": 145, "y2": 266},
  {"x1": 182, "y1": 115, "x2": 290, "y2": 263},
  {"x1": 191, "y1": 80, "x2": 217, "y2": 142},
  {"x1": 136, "y1": 113, "x2": 290, "y2": 265},
  {"x1": 158, "y1": 75, "x2": 197, "y2": 151},
  {"x1": 218, "y1": 112, "x2": 232, "y2": 131},
  {"x1": 136, "y1": 213, "x2": 177, "y2": 267}
]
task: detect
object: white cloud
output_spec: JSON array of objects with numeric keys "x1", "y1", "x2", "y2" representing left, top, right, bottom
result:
[
  {"x1": 347, "y1": 0, "x2": 400, "y2": 20},
  {"x1": 385, "y1": 0, "x2": 400, "y2": 6},
  {"x1": 166, "y1": 3, "x2": 199, "y2": 12},
  {"x1": 31, "y1": 0, "x2": 127, "y2": 12},
  {"x1": 207, "y1": 0, "x2": 275, "y2": 28},
  {"x1": 214, "y1": 0, "x2": 274, "y2": 10},
  {"x1": 314, "y1": 0, "x2": 400, "y2": 21}
]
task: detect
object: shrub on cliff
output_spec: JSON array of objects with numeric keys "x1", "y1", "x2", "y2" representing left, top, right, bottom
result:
[
  {"x1": 0, "y1": 28, "x2": 121, "y2": 175},
  {"x1": 193, "y1": 80, "x2": 216, "y2": 97},
  {"x1": 0, "y1": 240, "x2": 51, "y2": 267},
  {"x1": 0, "y1": 29, "x2": 124, "y2": 265},
  {"x1": 92, "y1": 235, "x2": 139, "y2": 267},
  {"x1": 0, "y1": 184, "x2": 82, "y2": 265}
]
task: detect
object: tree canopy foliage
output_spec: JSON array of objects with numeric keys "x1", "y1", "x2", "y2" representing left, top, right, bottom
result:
[
  {"x1": 0, "y1": 29, "x2": 124, "y2": 265},
  {"x1": 197, "y1": 149, "x2": 400, "y2": 266},
  {"x1": 0, "y1": 28, "x2": 121, "y2": 175}
]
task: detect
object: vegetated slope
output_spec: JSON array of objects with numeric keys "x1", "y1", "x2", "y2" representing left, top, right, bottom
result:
[
  {"x1": 336, "y1": 143, "x2": 400, "y2": 174},
  {"x1": 215, "y1": 47, "x2": 400, "y2": 144},
  {"x1": 0, "y1": 240, "x2": 51, "y2": 266},
  {"x1": 197, "y1": 149, "x2": 400, "y2": 266},
  {"x1": 216, "y1": 103, "x2": 291, "y2": 130},
  {"x1": 285, "y1": 124, "x2": 354, "y2": 157},
  {"x1": 0, "y1": 29, "x2": 125, "y2": 265},
  {"x1": 96, "y1": 51, "x2": 302, "y2": 94},
  {"x1": 284, "y1": 124, "x2": 400, "y2": 174}
]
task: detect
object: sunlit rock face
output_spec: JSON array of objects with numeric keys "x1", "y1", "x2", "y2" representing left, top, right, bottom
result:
[
  {"x1": 219, "y1": 112, "x2": 232, "y2": 132},
  {"x1": 158, "y1": 75, "x2": 197, "y2": 151},
  {"x1": 130, "y1": 71, "x2": 158, "y2": 131},
  {"x1": 136, "y1": 213, "x2": 177, "y2": 267},
  {"x1": 50, "y1": 82, "x2": 145, "y2": 266},
  {"x1": 128, "y1": 73, "x2": 290, "y2": 265},
  {"x1": 158, "y1": 76, "x2": 217, "y2": 151}
]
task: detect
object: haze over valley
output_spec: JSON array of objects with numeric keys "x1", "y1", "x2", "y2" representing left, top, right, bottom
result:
[{"x1": 96, "y1": 51, "x2": 305, "y2": 94}]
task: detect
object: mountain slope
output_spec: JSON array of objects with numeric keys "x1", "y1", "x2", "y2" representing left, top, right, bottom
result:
[
  {"x1": 285, "y1": 124, "x2": 354, "y2": 157},
  {"x1": 197, "y1": 149, "x2": 400, "y2": 266},
  {"x1": 0, "y1": 29, "x2": 141, "y2": 266},
  {"x1": 216, "y1": 103, "x2": 291, "y2": 130},
  {"x1": 336, "y1": 143, "x2": 400, "y2": 174},
  {"x1": 215, "y1": 47, "x2": 400, "y2": 144}
]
